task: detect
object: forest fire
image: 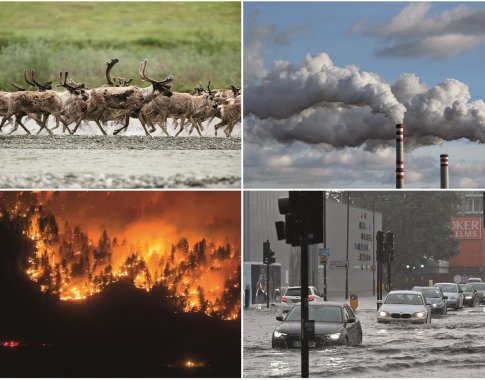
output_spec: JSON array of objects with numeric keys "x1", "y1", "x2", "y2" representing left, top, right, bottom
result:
[{"x1": 0, "y1": 191, "x2": 241, "y2": 320}]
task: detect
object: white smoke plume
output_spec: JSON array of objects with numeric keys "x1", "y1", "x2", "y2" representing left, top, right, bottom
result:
[
  {"x1": 244, "y1": 52, "x2": 406, "y2": 123},
  {"x1": 245, "y1": 52, "x2": 485, "y2": 150}
]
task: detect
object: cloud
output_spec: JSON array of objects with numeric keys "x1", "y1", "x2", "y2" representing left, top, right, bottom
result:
[{"x1": 354, "y1": 2, "x2": 485, "y2": 59}]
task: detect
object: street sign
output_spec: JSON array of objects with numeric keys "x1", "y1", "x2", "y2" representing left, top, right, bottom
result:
[
  {"x1": 329, "y1": 260, "x2": 348, "y2": 269},
  {"x1": 318, "y1": 248, "x2": 330, "y2": 269},
  {"x1": 318, "y1": 256, "x2": 327, "y2": 269},
  {"x1": 454, "y1": 274, "x2": 462, "y2": 284}
]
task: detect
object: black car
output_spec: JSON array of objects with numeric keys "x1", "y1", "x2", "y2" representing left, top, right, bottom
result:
[
  {"x1": 412, "y1": 286, "x2": 447, "y2": 314},
  {"x1": 470, "y1": 283, "x2": 485, "y2": 304},
  {"x1": 459, "y1": 284, "x2": 480, "y2": 307},
  {"x1": 272, "y1": 303, "x2": 362, "y2": 349}
]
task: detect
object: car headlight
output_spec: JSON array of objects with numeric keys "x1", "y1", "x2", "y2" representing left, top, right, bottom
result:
[
  {"x1": 465, "y1": 296, "x2": 472, "y2": 299},
  {"x1": 273, "y1": 331, "x2": 287, "y2": 338},
  {"x1": 414, "y1": 312, "x2": 426, "y2": 318},
  {"x1": 378, "y1": 311, "x2": 389, "y2": 317},
  {"x1": 432, "y1": 303, "x2": 438, "y2": 307},
  {"x1": 327, "y1": 333, "x2": 341, "y2": 340}
]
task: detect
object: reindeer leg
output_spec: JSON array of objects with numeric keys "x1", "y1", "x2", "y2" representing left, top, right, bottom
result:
[
  {"x1": 94, "y1": 117, "x2": 108, "y2": 135},
  {"x1": 0, "y1": 112, "x2": 14, "y2": 130},
  {"x1": 138, "y1": 114, "x2": 152, "y2": 137},
  {"x1": 175, "y1": 116, "x2": 186, "y2": 137},
  {"x1": 16, "y1": 115, "x2": 31, "y2": 135},
  {"x1": 113, "y1": 118, "x2": 129, "y2": 135},
  {"x1": 188, "y1": 116, "x2": 202, "y2": 137}
]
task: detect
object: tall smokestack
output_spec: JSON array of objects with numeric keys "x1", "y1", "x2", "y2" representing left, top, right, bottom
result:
[
  {"x1": 440, "y1": 154, "x2": 449, "y2": 189},
  {"x1": 395, "y1": 124, "x2": 404, "y2": 189}
]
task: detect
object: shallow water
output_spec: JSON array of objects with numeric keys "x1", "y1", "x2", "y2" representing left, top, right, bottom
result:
[{"x1": 0, "y1": 148, "x2": 240, "y2": 177}]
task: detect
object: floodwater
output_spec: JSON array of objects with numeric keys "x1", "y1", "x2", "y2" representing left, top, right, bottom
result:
[{"x1": 244, "y1": 299, "x2": 485, "y2": 377}]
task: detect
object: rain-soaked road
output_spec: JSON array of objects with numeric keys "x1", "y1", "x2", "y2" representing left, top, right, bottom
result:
[{"x1": 244, "y1": 297, "x2": 485, "y2": 377}]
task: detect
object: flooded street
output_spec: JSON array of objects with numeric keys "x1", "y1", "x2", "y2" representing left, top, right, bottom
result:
[{"x1": 244, "y1": 298, "x2": 485, "y2": 377}]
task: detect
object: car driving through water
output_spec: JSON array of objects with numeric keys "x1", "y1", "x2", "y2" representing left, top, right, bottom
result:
[
  {"x1": 272, "y1": 303, "x2": 363, "y2": 349},
  {"x1": 412, "y1": 286, "x2": 447, "y2": 314},
  {"x1": 434, "y1": 283, "x2": 464, "y2": 310},
  {"x1": 377, "y1": 290, "x2": 432, "y2": 324}
]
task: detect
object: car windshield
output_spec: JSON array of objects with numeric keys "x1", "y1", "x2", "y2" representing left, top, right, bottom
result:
[
  {"x1": 385, "y1": 293, "x2": 424, "y2": 305},
  {"x1": 471, "y1": 283, "x2": 485, "y2": 291},
  {"x1": 285, "y1": 288, "x2": 313, "y2": 297},
  {"x1": 286, "y1": 305, "x2": 343, "y2": 323},
  {"x1": 436, "y1": 284, "x2": 457, "y2": 293},
  {"x1": 460, "y1": 284, "x2": 472, "y2": 292},
  {"x1": 418, "y1": 289, "x2": 441, "y2": 298}
]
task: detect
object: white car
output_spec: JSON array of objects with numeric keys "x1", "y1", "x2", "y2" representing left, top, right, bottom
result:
[
  {"x1": 377, "y1": 290, "x2": 432, "y2": 324},
  {"x1": 281, "y1": 286, "x2": 324, "y2": 305},
  {"x1": 467, "y1": 277, "x2": 483, "y2": 284}
]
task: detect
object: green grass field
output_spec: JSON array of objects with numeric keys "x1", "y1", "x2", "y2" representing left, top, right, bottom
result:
[{"x1": 0, "y1": 2, "x2": 241, "y2": 91}]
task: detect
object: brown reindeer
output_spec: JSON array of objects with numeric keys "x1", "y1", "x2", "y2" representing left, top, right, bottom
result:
[{"x1": 69, "y1": 59, "x2": 173, "y2": 135}]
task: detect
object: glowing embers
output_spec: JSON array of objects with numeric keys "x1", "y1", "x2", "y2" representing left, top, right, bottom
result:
[
  {"x1": 1, "y1": 340, "x2": 21, "y2": 348},
  {"x1": 184, "y1": 359, "x2": 207, "y2": 368}
]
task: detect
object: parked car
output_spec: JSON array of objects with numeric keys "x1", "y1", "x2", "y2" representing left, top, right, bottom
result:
[
  {"x1": 377, "y1": 290, "x2": 432, "y2": 324},
  {"x1": 466, "y1": 277, "x2": 482, "y2": 284},
  {"x1": 412, "y1": 286, "x2": 447, "y2": 315},
  {"x1": 281, "y1": 286, "x2": 323, "y2": 305},
  {"x1": 434, "y1": 283, "x2": 464, "y2": 310},
  {"x1": 469, "y1": 283, "x2": 485, "y2": 304},
  {"x1": 272, "y1": 303, "x2": 362, "y2": 349},
  {"x1": 459, "y1": 284, "x2": 480, "y2": 307}
]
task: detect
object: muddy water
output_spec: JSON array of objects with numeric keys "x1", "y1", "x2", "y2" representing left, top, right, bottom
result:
[{"x1": 244, "y1": 303, "x2": 485, "y2": 377}]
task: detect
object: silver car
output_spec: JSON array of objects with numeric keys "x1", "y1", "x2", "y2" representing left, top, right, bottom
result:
[
  {"x1": 377, "y1": 290, "x2": 432, "y2": 324},
  {"x1": 434, "y1": 283, "x2": 464, "y2": 310}
]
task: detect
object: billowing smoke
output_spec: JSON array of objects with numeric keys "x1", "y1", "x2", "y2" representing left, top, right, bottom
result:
[
  {"x1": 245, "y1": 51, "x2": 485, "y2": 150},
  {"x1": 245, "y1": 52, "x2": 406, "y2": 123}
]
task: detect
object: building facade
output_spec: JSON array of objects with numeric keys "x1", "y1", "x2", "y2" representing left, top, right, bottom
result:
[
  {"x1": 449, "y1": 192, "x2": 485, "y2": 276},
  {"x1": 244, "y1": 191, "x2": 382, "y2": 299}
]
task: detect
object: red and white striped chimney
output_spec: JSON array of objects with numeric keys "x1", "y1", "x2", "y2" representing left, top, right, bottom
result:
[
  {"x1": 440, "y1": 154, "x2": 449, "y2": 189},
  {"x1": 395, "y1": 124, "x2": 404, "y2": 189}
]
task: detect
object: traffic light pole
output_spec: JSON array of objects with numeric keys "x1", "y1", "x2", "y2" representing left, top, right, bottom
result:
[
  {"x1": 323, "y1": 192, "x2": 327, "y2": 301},
  {"x1": 387, "y1": 259, "x2": 391, "y2": 292},
  {"x1": 266, "y1": 259, "x2": 270, "y2": 309},
  {"x1": 301, "y1": 238, "x2": 309, "y2": 379}
]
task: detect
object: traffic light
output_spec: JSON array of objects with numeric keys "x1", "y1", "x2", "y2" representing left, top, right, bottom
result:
[
  {"x1": 376, "y1": 231, "x2": 384, "y2": 260},
  {"x1": 263, "y1": 240, "x2": 276, "y2": 264},
  {"x1": 386, "y1": 232, "x2": 394, "y2": 262},
  {"x1": 275, "y1": 191, "x2": 323, "y2": 246}
]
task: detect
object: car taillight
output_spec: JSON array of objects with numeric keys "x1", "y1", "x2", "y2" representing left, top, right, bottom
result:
[
  {"x1": 282, "y1": 296, "x2": 287, "y2": 303},
  {"x1": 309, "y1": 295, "x2": 315, "y2": 301}
]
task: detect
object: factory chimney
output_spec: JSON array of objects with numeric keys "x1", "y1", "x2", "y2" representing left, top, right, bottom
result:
[
  {"x1": 440, "y1": 154, "x2": 449, "y2": 189},
  {"x1": 395, "y1": 124, "x2": 404, "y2": 189}
]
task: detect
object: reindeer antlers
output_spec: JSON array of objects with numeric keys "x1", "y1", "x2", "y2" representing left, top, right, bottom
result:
[
  {"x1": 23, "y1": 69, "x2": 52, "y2": 92},
  {"x1": 139, "y1": 59, "x2": 173, "y2": 87}
]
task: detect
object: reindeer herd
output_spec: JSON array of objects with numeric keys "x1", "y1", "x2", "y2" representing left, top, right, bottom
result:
[{"x1": 0, "y1": 59, "x2": 241, "y2": 137}]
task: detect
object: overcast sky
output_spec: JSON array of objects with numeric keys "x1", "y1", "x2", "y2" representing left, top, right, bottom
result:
[{"x1": 244, "y1": 2, "x2": 485, "y2": 189}]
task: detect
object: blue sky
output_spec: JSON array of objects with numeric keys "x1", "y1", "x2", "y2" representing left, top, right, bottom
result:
[
  {"x1": 245, "y1": 2, "x2": 485, "y2": 100},
  {"x1": 243, "y1": 2, "x2": 485, "y2": 189}
]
